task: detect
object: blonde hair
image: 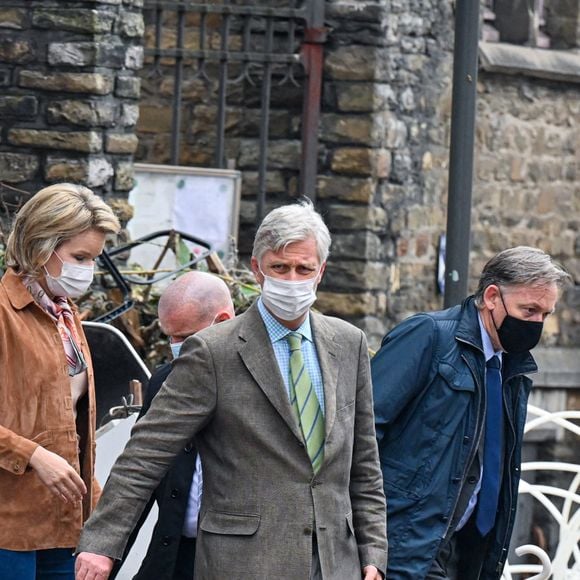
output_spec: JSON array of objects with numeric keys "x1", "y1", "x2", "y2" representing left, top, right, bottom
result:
[{"x1": 6, "y1": 183, "x2": 120, "y2": 277}]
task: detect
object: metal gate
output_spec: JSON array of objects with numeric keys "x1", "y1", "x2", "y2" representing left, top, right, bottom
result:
[{"x1": 141, "y1": 0, "x2": 326, "y2": 221}]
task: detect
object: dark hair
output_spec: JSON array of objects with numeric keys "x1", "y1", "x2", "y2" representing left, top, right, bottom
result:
[{"x1": 474, "y1": 246, "x2": 571, "y2": 307}]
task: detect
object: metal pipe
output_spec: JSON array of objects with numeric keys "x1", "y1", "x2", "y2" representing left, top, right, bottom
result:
[
  {"x1": 215, "y1": 13, "x2": 231, "y2": 168},
  {"x1": 299, "y1": 0, "x2": 325, "y2": 202},
  {"x1": 443, "y1": 0, "x2": 481, "y2": 308},
  {"x1": 170, "y1": 5, "x2": 185, "y2": 165},
  {"x1": 154, "y1": 3, "x2": 163, "y2": 72},
  {"x1": 256, "y1": 18, "x2": 274, "y2": 223}
]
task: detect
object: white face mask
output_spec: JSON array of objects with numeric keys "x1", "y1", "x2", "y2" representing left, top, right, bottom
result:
[
  {"x1": 260, "y1": 268, "x2": 320, "y2": 321},
  {"x1": 44, "y1": 252, "x2": 94, "y2": 298}
]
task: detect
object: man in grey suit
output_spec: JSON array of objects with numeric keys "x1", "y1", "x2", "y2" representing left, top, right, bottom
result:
[{"x1": 75, "y1": 200, "x2": 387, "y2": 580}]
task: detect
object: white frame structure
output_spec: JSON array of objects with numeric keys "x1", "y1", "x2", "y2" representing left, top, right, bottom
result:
[{"x1": 503, "y1": 405, "x2": 580, "y2": 579}]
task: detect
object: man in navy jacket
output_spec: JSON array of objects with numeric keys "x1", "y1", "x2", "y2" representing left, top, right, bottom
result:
[
  {"x1": 371, "y1": 247, "x2": 570, "y2": 580},
  {"x1": 113, "y1": 271, "x2": 234, "y2": 580}
]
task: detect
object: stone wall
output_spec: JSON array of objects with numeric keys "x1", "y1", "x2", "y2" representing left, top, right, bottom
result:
[
  {"x1": 133, "y1": 0, "x2": 579, "y2": 350},
  {"x1": 135, "y1": 3, "x2": 307, "y2": 240},
  {"x1": 315, "y1": 0, "x2": 456, "y2": 348},
  {"x1": 0, "y1": 0, "x2": 144, "y2": 200},
  {"x1": 314, "y1": 0, "x2": 579, "y2": 350},
  {"x1": 134, "y1": 0, "x2": 459, "y2": 347},
  {"x1": 472, "y1": 73, "x2": 580, "y2": 347}
]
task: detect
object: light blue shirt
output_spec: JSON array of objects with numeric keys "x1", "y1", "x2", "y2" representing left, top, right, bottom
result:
[
  {"x1": 257, "y1": 298, "x2": 325, "y2": 415},
  {"x1": 182, "y1": 455, "x2": 202, "y2": 538},
  {"x1": 456, "y1": 313, "x2": 503, "y2": 530}
]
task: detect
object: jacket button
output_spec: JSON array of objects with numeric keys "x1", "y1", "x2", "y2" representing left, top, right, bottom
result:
[
  {"x1": 463, "y1": 436, "x2": 470, "y2": 444},
  {"x1": 441, "y1": 516, "x2": 449, "y2": 523},
  {"x1": 162, "y1": 536, "x2": 171, "y2": 546},
  {"x1": 170, "y1": 488, "x2": 179, "y2": 499},
  {"x1": 467, "y1": 475, "x2": 477, "y2": 484},
  {"x1": 303, "y1": 527, "x2": 312, "y2": 536},
  {"x1": 297, "y1": 441, "x2": 304, "y2": 447},
  {"x1": 184, "y1": 442, "x2": 193, "y2": 453}
]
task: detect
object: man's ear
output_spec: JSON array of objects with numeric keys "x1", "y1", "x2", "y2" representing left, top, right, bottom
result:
[
  {"x1": 482, "y1": 284, "x2": 500, "y2": 312},
  {"x1": 251, "y1": 256, "x2": 263, "y2": 285},
  {"x1": 317, "y1": 261, "x2": 327, "y2": 282},
  {"x1": 215, "y1": 311, "x2": 232, "y2": 323}
]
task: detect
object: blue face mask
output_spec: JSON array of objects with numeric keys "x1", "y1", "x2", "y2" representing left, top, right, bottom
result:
[
  {"x1": 168, "y1": 313, "x2": 222, "y2": 360},
  {"x1": 170, "y1": 342, "x2": 184, "y2": 359}
]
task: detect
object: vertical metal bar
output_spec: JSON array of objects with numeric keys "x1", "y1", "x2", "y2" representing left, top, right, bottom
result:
[
  {"x1": 200, "y1": 11, "x2": 206, "y2": 50},
  {"x1": 170, "y1": 3, "x2": 185, "y2": 165},
  {"x1": 305, "y1": 0, "x2": 325, "y2": 35},
  {"x1": 197, "y1": 10, "x2": 207, "y2": 78},
  {"x1": 154, "y1": 2, "x2": 163, "y2": 71},
  {"x1": 243, "y1": 14, "x2": 252, "y2": 50},
  {"x1": 286, "y1": 12, "x2": 296, "y2": 77},
  {"x1": 529, "y1": 0, "x2": 542, "y2": 47},
  {"x1": 215, "y1": 13, "x2": 231, "y2": 169},
  {"x1": 443, "y1": 0, "x2": 480, "y2": 308},
  {"x1": 299, "y1": 0, "x2": 325, "y2": 202},
  {"x1": 288, "y1": 18, "x2": 296, "y2": 53},
  {"x1": 256, "y1": 17, "x2": 274, "y2": 223}
]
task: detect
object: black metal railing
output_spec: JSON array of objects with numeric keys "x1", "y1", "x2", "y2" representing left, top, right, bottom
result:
[{"x1": 141, "y1": 0, "x2": 325, "y2": 222}]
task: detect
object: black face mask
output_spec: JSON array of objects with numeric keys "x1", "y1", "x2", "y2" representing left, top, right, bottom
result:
[{"x1": 491, "y1": 290, "x2": 543, "y2": 353}]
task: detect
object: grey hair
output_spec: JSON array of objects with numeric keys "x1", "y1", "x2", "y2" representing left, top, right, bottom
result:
[
  {"x1": 474, "y1": 246, "x2": 571, "y2": 307},
  {"x1": 252, "y1": 199, "x2": 331, "y2": 264}
]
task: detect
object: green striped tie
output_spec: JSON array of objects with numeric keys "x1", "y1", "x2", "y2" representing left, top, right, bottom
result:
[{"x1": 287, "y1": 332, "x2": 325, "y2": 473}]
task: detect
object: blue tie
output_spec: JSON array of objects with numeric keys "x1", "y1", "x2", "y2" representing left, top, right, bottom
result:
[{"x1": 476, "y1": 355, "x2": 503, "y2": 536}]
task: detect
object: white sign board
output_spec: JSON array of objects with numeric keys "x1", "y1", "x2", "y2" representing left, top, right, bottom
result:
[{"x1": 128, "y1": 163, "x2": 242, "y2": 273}]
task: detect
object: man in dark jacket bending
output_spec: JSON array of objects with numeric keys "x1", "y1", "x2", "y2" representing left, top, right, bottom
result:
[{"x1": 371, "y1": 246, "x2": 570, "y2": 580}]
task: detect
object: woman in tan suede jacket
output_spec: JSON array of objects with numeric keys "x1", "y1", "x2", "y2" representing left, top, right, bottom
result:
[{"x1": 0, "y1": 184, "x2": 119, "y2": 579}]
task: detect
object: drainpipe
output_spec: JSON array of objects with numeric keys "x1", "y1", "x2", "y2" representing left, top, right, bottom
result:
[
  {"x1": 444, "y1": 0, "x2": 481, "y2": 308},
  {"x1": 299, "y1": 0, "x2": 326, "y2": 203}
]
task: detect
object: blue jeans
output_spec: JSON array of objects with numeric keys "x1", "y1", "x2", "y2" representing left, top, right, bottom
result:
[{"x1": 0, "y1": 548, "x2": 75, "y2": 580}]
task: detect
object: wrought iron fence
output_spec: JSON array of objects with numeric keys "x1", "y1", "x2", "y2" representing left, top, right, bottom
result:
[{"x1": 141, "y1": 0, "x2": 325, "y2": 221}]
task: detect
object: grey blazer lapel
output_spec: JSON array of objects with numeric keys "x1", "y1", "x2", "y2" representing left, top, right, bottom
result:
[
  {"x1": 238, "y1": 305, "x2": 303, "y2": 442},
  {"x1": 311, "y1": 312, "x2": 338, "y2": 440}
]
